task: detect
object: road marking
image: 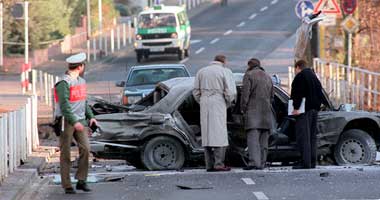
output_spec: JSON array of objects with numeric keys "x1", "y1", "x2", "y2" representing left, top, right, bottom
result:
[
  {"x1": 237, "y1": 21, "x2": 246, "y2": 28},
  {"x1": 190, "y1": 39, "x2": 202, "y2": 44},
  {"x1": 249, "y1": 13, "x2": 257, "y2": 20},
  {"x1": 260, "y1": 6, "x2": 268, "y2": 12},
  {"x1": 210, "y1": 38, "x2": 220, "y2": 44},
  {"x1": 271, "y1": 0, "x2": 278, "y2": 5},
  {"x1": 195, "y1": 47, "x2": 205, "y2": 54},
  {"x1": 180, "y1": 58, "x2": 189, "y2": 63},
  {"x1": 224, "y1": 29, "x2": 233, "y2": 36},
  {"x1": 241, "y1": 178, "x2": 255, "y2": 185},
  {"x1": 253, "y1": 192, "x2": 269, "y2": 200}
]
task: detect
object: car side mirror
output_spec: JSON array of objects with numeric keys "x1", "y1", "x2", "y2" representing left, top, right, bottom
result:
[{"x1": 115, "y1": 81, "x2": 126, "y2": 87}]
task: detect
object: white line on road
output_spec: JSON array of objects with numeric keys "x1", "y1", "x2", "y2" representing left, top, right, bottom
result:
[
  {"x1": 237, "y1": 21, "x2": 246, "y2": 28},
  {"x1": 249, "y1": 13, "x2": 257, "y2": 20},
  {"x1": 253, "y1": 192, "x2": 269, "y2": 200},
  {"x1": 224, "y1": 30, "x2": 233, "y2": 36},
  {"x1": 195, "y1": 47, "x2": 205, "y2": 54},
  {"x1": 190, "y1": 39, "x2": 202, "y2": 44},
  {"x1": 271, "y1": 0, "x2": 278, "y2": 5},
  {"x1": 210, "y1": 38, "x2": 220, "y2": 44},
  {"x1": 180, "y1": 58, "x2": 189, "y2": 63},
  {"x1": 260, "y1": 6, "x2": 268, "y2": 12},
  {"x1": 241, "y1": 178, "x2": 255, "y2": 185}
]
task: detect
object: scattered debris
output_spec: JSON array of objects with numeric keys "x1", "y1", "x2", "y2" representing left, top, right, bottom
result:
[
  {"x1": 319, "y1": 172, "x2": 329, "y2": 177},
  {"x1": 176, "y1": 185, "x2": 213, "y2": 190},
  {"x1": 104, "y1": 176, "x2": 125, "y2": 182},
  {"x1": 106, "y1": 165, "x2": 112, "y2": 172}
]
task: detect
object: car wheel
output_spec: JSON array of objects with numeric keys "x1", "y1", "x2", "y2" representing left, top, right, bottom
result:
[
  {"x1": 136, "y1": 52, "x2": 142, "y2": 63},
  {"x1": 184, "y1": 49, "x2": 189, "y2": 57},
  {"x1": 334, "y1": 129, "x2": 376, "y2": 165},
  {"x1": 178, "y1": 49, "x2": 185, "y2": 60},
  {"x1": 141, "y1": 136, "x2": 185, "y2": 170}
]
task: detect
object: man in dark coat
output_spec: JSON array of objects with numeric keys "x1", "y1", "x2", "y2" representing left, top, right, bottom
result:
[
  {"x1": 290, "y1": 59, "x2": 325, "y2": 169},
  {"x1": 240, "y1": 58, "x2": 274, "y2": 170}
]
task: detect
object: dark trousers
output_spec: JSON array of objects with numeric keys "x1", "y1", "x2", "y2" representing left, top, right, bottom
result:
[
  {"x1": 295, "y1": 110, "x2": 318, "y2": 168},
  {"x1": 247, "y1": 129, "x2": 269, "y2": 168},
  {"x1": 204, "y1": 147, "x2": 226, "y2": 169}
]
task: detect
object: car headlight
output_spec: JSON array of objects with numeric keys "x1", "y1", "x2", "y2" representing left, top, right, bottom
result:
[
  {"x1": 136, "y1": 34, "x2": 142, "y2": 40},
  {"x1": 171, "y1": 33, "x2": 178, "y2": 39},
  {"x1": 126, "y1": 96, "x2": 142, "y2": 104}
]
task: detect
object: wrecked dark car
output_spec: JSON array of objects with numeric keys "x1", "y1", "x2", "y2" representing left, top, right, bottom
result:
[{"x1": 89, "y1": 77, "x2": 380, "y2": 170}]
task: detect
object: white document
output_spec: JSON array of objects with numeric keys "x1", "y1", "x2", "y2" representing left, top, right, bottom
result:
[{"x1": 288, "y1": 98, "x2": 305, "y2": 115}]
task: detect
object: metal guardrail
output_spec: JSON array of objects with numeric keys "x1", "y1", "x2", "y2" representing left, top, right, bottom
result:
[
  {"x1": 0, "y1": 95, "x2": 39, "y2": 183},
  {"x1": 288, "y1": 58, "x2": 380, "y2": 111}
]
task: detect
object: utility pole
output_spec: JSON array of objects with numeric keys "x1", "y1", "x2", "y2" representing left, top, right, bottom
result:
[
  {"x1": 98, "y1": 0, "x2": 102, "y2": 55},
  {"x1": 0, "y1": 2, "x2": 3, "y2": 68},
  {"x1": 86, "y1": 0, "x2": 91, "y2": 62},
  {"x1": 25, "y1": 1, "x2": 30, "y2": 91}
]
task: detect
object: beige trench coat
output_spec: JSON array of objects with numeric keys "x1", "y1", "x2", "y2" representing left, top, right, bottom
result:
[{"x1": 193, "y1": 61, "x2": 236, "y2": 147}]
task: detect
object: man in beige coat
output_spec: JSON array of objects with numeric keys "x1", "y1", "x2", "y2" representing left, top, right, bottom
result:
[
  {"x1": 193, "y1": 55, "x2": 236, "y2": 172},
  {"x1": 240, "y1": 58, "x2": 274, "y2": 170}
]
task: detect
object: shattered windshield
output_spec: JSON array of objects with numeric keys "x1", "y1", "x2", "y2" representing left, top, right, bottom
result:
[
  {"x1": 138, "y1": 13, "x2": 177, "y2": 28},
  {"x1": 127, "y1": 68, "x2": 188, "y2": 86}
]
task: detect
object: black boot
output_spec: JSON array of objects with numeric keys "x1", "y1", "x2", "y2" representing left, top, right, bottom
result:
[
  {"x1": 64, "y1": 187, "x2": 76, "y2": 194},
  {"x1": 76, "y1": 180, "x2": 91, "y2": 192}
]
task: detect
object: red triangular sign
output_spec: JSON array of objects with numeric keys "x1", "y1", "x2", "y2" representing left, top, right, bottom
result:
[{"x1": 314, "y1": 0, "x2": 341, "y2": 14}]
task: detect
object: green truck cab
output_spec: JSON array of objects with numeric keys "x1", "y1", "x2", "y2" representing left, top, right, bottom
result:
[{"x1": 134, "y1": 5, "x2": 191, "y2": 62}]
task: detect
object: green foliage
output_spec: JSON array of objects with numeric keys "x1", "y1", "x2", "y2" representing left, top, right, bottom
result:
[{"x1": 3, "y1": 0, "x2": 119, "y2": 54}]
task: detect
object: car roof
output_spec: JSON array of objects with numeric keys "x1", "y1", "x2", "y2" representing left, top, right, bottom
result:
[
  {"x1": 139, "y1": 5, "x2": 184, "y2": 15},
  {"x1": 130, "y1": 64, "x2": 187, "y2": 70}
]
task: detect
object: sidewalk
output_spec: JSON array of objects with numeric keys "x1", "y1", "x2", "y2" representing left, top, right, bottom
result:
[{"x1": 0, "y1": 1, "x2": 216, "y2": 199}]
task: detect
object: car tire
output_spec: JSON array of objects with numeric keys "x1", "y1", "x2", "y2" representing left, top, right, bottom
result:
[
  {"x1": 334, "y1": 129, "x2": 377, "y2": 165},
  {"x1": 136, "y1": 52, "x2": 142, "y2": 63},
  {"x1": 178, "y1": 49, "x2": 185, "y2": 60},
  {"x1": 184, "y1": 49, "x2": 189, "y2": 57},
  {"x1": 141, "y1": 136, "x2": 185, "y2": 170}
]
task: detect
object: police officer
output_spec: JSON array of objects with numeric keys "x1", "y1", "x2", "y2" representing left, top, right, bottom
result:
[{"x1": 54, "y1": 53, "x2": 97, "y2": 194}]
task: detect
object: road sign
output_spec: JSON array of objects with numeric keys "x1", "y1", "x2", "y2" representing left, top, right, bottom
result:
[
  {"x1": 314, "y1": 0, "x2": 341, "y2": 15},
  {"x1": 295, "y1": 0, "x2": 314, "y2": 19},
  {"x1": 341, "y1": 16, "x2": 359, "y2": 33},
  {"x1": 319, "y1": 14, "x2": 336, "y2": 26},
  {"x1": 342, "y1": 0, "x2": 357, "y2": 15}
]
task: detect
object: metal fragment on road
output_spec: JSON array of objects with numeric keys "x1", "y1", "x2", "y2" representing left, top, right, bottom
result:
[
  {"x1": 176, "y1": 185, "x2": 213, "y2": 190},
  {"x1": 224, "y1": 30, "x2": 233, "y2": 36},
  {"x1": 249, "y1": 13, "x2": 257, "y2": 20},
  {"x1": 260, "y1": 6, "x2": 268, "y2": 12},
  {"x1": 320, "y1": 172, "x2": 330, "y2": 177}
]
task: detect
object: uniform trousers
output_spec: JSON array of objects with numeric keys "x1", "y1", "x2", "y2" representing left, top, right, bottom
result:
[{"x1": 60, "y1": 121, "x2": 90, "y2": 189}]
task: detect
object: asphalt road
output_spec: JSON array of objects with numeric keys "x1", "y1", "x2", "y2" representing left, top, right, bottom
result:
[
  {"x1": 85, "y1": 0, "x2": 300, "y2": 82},
  {"x1": 29, "y1": 166, "x2": 380, "y2": 200}
]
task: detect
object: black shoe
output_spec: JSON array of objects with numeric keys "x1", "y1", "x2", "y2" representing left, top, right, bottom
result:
[
  {"x1": 206, "y1": 168, "x2": 216, "y2": 172},
  {"x1": 64, "y1": 187, "x2": 76, "y2": 194},
  {"x1": 76, "y1": 181, "x2": 91, "y2": 192},
  {"x1": 292, "y1": 165, "x2": 310, "y2": 169}
]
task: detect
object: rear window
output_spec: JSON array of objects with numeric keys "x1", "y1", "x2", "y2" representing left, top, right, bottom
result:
[{"x1": 127, "y1": 68, "x2": 188, "y2": 86}]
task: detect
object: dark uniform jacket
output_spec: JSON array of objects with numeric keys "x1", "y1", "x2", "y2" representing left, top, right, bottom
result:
[
  {"x1": 290, "y1": 68, "x2": 325, "y2": 112},
  {"x1": 240, "y1": 67, "x2": 274, "y2": 130}
]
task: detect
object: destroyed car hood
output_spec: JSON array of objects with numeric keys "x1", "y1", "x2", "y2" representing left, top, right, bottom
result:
[{"x1": 93, "y1": 112, "x2": 174, "y2": 141}]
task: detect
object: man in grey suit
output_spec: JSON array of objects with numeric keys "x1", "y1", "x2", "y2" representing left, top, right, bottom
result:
[{"x1": 240, "y1": 58, "x2": 274, "y2": 170}]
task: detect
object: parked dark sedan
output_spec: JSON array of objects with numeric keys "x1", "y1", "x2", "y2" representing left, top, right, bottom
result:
[
  {"x1": 115, "y1": 64, "x2": 190, "y2": 105},
  {"x1": 90, "y1": 77, "x2": 380, "y2": 170}
]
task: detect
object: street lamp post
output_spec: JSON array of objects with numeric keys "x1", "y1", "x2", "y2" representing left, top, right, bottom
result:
[
  {"x1": 98, "y1": 0, "x2": 102, "y2": 55},
  {"x1": 86, "y1": 0, "x2": 91, "y2": 62}
]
